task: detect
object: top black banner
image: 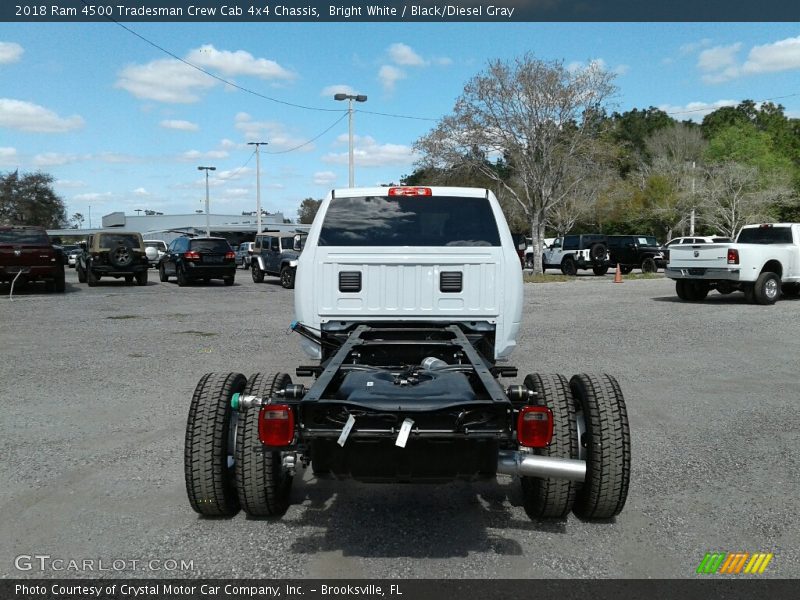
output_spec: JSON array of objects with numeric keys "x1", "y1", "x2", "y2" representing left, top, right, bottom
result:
[{"x1": 2, "y1": 0, "x2": 799, "y2": 22}]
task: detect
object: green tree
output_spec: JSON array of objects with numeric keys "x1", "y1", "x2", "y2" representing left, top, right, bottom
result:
[
  {"x1": 0, "y1": 171, "x2": 67, "y2": 228},
  {"x1": 297, "y1": 198, "x2": 322, "y2": 224},
  {"x1": 414, "y1": 54, "x2": 617, "y2": 274}
]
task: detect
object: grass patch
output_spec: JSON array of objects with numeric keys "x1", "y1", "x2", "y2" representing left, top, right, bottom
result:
[
  {"x1": 177, "y1": 330, "x2": 218, "y2": 337},
  {"x1": 523, "y1": 274, "x2": 573, "y2": 283},
  {"x1": 106, "y1": 315, "x2": 139, "y2": 320},
  {"x1": 623, "y1": 272, "x2": 662, "y2": 280}
]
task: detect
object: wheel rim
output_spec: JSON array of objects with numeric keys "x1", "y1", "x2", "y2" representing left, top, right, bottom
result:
[{"x1": 765, "y1": 278, "x2": 778, "y2": 299}]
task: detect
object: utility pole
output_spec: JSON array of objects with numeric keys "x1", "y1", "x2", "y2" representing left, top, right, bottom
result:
[
  {"x1": 197, "y1": 166, "x2": 216, "y2": 236},
  {"x1": 689, "y1": 161, "x2": 696, "y2": 236},
  {"x1": 247, "y1": 142, "x2": 268, "y2": 233},
  {"x1": 334, "y1": 93, "x2": 367, "y2": 187}
]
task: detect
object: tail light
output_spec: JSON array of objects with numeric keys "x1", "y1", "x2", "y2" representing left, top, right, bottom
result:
[
  {"x1": 225, "y1": 251, "x2": 235, "y2": 259},
  {"x1": 517, "y1": 405, "x2": 553, "y2": 448},
  {"x1": 388, "y1": 187, "x2": 432, "y2": 196},
  {"x1": 258, "y1": 404, "x2": 295, "y2": 447},
  {"x1": 727, "y1": 248, "x2": 739, "y2": 265},
  {"x1": 184, "y1": 251, "x2": 200, "y2": 260}
]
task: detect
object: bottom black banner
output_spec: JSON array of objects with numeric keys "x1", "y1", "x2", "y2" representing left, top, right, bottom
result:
[{"x1": 2, "y1": 579, "x2": 796, "y2": 600}]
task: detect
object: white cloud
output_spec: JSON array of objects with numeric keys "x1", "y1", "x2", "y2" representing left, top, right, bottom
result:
[
  {"x1": 0, "y1": 146, "x2": 17, "y2": 165},
  {"x1": 116, "y1": 45, "x2": 294, "y2": 104},
  {"x1": 73, "y1": 192, "x2": 114, "y2": 203},
  {"x1": 313, "y1": 171, "x2": 337, "y2": 186},
  {"x1": 133, "y1": 187, "x2": 150, "y2": 196},
  {"x1": 116, "y1": 59, "x2": 215, "y2": 104},
  {"x1": 321, "y1": 84, "x2": 357, "y2": 98},
  {"x1": 679, "y1": 38, "x2": 712, "y2": 57},
  {"x1": 323, "y1": 135, "x2": 416, "y2": 167},
  {"x1": 0, "y1": 98, "x2": 84, "y2": 133},
  {"x1": 388, "y1": 43, "x2": 426, "y2": 66},
  {"x1": 56, "y1": 179, "x2": 87, "y2": 189},
  {"x1": 657, "y1": 99, "x2": 738, "y2": 122},
  {"x1": 186, "y1": 44, "x2": 294, "y2": 81},
  {"x1": 378, "y1": 65, "x2": 405, "y2": 93},
  {"x1": 216, "y1": 166, "x2": 252, "y2": 181},
  {"x1": 180, "y1": 149, "x2": 229, "y2": 162},
  {"x1": 97, "y1": 152, "x2": 138, "y2": 164},
  {"x1": 432, "y1": 57, "x2": 453, "y2": 67},
  {"x1": 33, "y1": 152, "x2": 82, "y2": 167},
  {"x1": 697, "y1": 36, "x2": 800, "y2": 83},
  {"x1": 234, "y1": 113, "x2": 313, "y2": 152},
  {"x1": 0, "y1": 42, "x2": 23, "y2": 64},
  {"x1": 160, "y1": 119, "x2": 199, "y2": 131},
  {"x1": 742, "y1": 35, "x2": 800, "y2": 76}
]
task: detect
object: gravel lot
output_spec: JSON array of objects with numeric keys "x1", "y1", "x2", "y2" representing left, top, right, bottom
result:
[{"x1": 1, "y1": 268, "x2": 798, "y2": 579}]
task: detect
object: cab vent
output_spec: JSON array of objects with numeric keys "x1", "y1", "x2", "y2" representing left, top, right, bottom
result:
[
  {"x1": 440, "y1": 271, "x2": 463, "y2": 293},
  {"x1": 339, "y1": 271, "x2": 362, "y2": 293}
]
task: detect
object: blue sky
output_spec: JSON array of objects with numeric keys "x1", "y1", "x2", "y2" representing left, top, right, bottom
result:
[{"x1": 1, "y1": 22, "x2": 799, "y2": 224}]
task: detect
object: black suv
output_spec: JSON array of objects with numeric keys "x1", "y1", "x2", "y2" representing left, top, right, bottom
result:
[
  {"x1": 76, "y1": 231, "x2": 149, "y2": 286},
  {"x1": 158, "y1": 237, "x2": 236, "y2": 286},
  {"x1": 606, "y1": 235, "x2": 665, "y2": 273}
]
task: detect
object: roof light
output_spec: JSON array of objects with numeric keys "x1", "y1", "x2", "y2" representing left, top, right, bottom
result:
[{"x1": 388, "y1": 187, "x2": 432, "y2": 197}]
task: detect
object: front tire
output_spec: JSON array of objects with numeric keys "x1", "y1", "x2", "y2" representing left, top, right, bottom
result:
[
  {"x1": 184, "y1": 372, "x2": 246, "y2": 517},
  {"x1": 251, "y1": 263, "x2": 264, "y2": 283},
  {"x1": 592, "y1": 265, "x2": 609, "y2": 276},
  {"x1": 159, "y1": 264, "x2": 169, "y2": 282},
  {"x1": 520, "y1": 374, "x2": 578, "y2": 519},
  {"x1": 561, "y1": 256, "x2": 577, "y2": 276},
  {"x1": 77, "y1": 265, "x2": 87, "y2": 283},
  {"x1": 569, "y1": 374, "x2": 630, "y2": 520},
  {"x1": 280, "y1": 266, "x2": 295, "y2": 289},
  {"x1": 235, "y1": 372, "x2": 294, "y2": 517},
  {"x1": 86, "y1": 267, "x2": 98, "y2": 287}
]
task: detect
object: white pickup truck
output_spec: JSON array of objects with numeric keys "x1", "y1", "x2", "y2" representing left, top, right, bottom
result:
[{"x1": 665, "y1": 223, "x2": 800, "y2": 304}]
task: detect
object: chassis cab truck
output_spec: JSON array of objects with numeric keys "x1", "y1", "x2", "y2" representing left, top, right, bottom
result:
[{"x1": 184, "y1": 186, "x2": 631, "y2": 521}]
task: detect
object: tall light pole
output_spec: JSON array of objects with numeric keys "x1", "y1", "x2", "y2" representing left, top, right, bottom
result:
[
  {"x1": 334, "y1": 93, "x2": 367, "y2": 187},
  {"x1": 247, "y1": 142, "x2": 268, "y2": 233},
  {"x1": 197, "y1": 166, "x2": 216, "y2": 236}
]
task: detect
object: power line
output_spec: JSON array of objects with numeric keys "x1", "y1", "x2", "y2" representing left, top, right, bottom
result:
[
  {"x1": 216, "y1": 149, "x2": 256, "y2": 180},
  {"x1": 265, "y1": 113, "x2": 349, "y2": 154}
]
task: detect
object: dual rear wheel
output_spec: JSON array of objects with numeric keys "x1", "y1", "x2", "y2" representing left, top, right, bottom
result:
[
  {"x1": 520, "y1": 373, "x2": 630, "y2": 520},
  {"x1": 185, "y1": 371, "x2": 294, "y2": 518}
]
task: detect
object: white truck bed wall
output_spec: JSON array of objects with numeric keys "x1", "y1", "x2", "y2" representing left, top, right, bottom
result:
[{"x1": 293, "y1": 187, "x2": 523, "y2": 361}]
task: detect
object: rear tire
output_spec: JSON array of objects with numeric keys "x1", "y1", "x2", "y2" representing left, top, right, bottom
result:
[
  {"x1": 620, "y1": 265, "x2": 634, "y2": 275},
  {"x1": 235, "y1": 372, "x2": 294, "y2": 517},
  {"x1": 224, "y1": 276, "x2": 234, "y2": 286},
  {"x1": 159, "y1": 264, "x2": 169, "y2": 282},
  {"x1": 184, "y1": 372, "x2": 246, "y2": 517},
  {"x1": 135, "y1": 271, "x2": 148, "y2": 286},
  {"x1": 53, "y1": 266, "x2": 66, "y2": 293},
  {"x1": 177, "y1": 265, "x2": 189, "y2": 287},
  {"x1": 569, "y1": 374, "x2": 630, "y2": 520},
  {"x1": 520, "y1": 374, "x2": 578, "y2": 519},
  {"x1": 641, "y1": 257, "x2": 657, "y2": 273},
  {"x1": 675, "y1": 280, "x2": 690, "y2": 300},
  {"x1": 753, "y1": 272, "x2": 780, "y2": 305}
]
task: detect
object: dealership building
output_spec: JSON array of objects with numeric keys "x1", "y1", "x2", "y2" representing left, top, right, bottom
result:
[{"x1": 47, "y1": 211, "x2": 306, "y2": 246}]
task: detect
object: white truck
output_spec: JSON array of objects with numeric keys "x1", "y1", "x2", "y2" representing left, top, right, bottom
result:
[
  {"x1": 184, "y1": 186, "x2": 630, "y2": 522},
  {"x1": 665, "y1": 223, "x2": 800, "y2": 304}
]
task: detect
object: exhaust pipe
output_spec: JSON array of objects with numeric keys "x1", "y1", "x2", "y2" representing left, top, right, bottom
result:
[{"x1": 497, "y1": 450, "x2": 586, "y2": 482}]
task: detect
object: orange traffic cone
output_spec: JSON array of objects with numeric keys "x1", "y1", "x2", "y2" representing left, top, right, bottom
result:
[{"x1": 613, "y1": 263, "x2": 623, "y2": 283}]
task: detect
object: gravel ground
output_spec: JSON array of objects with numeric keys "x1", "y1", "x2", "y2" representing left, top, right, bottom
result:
[{"x1": 1, "y1": 268, "x2": 798, "y2": 579}]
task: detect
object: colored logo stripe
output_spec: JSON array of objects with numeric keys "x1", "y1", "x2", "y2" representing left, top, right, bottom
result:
[
  {"x1": 697, "y1": 553, "x2": 726, "y2": 574},
  {"x1": 744, "y1": 553, "x2": 774, "y2": 574},
  {"x1": 697, "y1": 552, "x2": 774, "y2": 574}
]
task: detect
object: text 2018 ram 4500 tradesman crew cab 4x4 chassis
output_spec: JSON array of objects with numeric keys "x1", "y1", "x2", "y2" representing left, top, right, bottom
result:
[{"x1": 184, "y1": 187, "x2": 631, "y2": 522}]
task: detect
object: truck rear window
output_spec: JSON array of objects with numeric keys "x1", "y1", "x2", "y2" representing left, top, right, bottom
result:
[
  {"x1": 319, "y1": 196, "x2": 501, "y2": 247},
  {"x1": 0, "y1": 229, "x2": 50, "y2": 244},
  {"x1": 737, "y1": 227, "x2": 793, "y2": 244},
  {"x1": 190, "y1": 239, "x2": 231, "y2": 252},
  {"x1": 98, "y1": 233, "x2": 141, "y2": 248}
]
